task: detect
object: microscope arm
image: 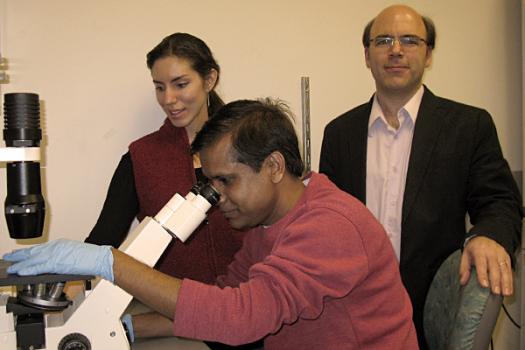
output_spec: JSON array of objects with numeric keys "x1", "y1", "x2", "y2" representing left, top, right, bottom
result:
[
  {"x1": 43, "y1": 216, "x2": 174, "y2": 349},
  {"x1": 112, "y1": 248, "x2": 182, "y2": 320}
]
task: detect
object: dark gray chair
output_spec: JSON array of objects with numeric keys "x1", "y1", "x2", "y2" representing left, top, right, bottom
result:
[{"x1": 423, "y1": 250, "x2": 503, "y2": 350}]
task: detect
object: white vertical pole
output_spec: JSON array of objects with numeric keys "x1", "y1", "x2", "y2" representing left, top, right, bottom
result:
[
  {"x1": 301, "y1": 77, "x2": 311, "y2": 173},
  {"x1": 517, "y1": 0, "x2": 525, "y2": 349},
  {"x1": 0, "y1": 0, "x2": 8, "y2": 96}
]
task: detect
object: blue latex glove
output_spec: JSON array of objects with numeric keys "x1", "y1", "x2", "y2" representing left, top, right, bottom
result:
[
  {"x1": 3, "y1": 239, "x2": 114, "y2": 282},
  {"x1": 121, "y1": 313, "x2": 135, "y2": 343}
]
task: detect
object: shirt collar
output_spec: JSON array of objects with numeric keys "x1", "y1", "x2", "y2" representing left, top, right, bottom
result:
[{"x1": 368, "y1": 85, "x2": 425, "y2": 129}]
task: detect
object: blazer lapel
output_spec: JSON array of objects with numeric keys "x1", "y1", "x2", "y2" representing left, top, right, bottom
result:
[{"x1": 402, "y1": 87, "x2": 445, "y2": 223}]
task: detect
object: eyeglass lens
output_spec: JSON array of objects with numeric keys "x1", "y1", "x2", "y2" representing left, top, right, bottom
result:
[{"x1": 373, "y1": 35, "x2": 425, "y2": 47}]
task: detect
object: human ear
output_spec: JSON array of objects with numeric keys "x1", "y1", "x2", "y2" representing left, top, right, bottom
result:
[
  {"x1": 264, "y1": 151, "x2": 286, "y2": 183},
  {"x1": 364, "y1": 47, "x2": 371, "y2": 69},
  {"x1": 424, "y1": 48, "x2": 433, "y2": 68},
  {"x1": 204, "y1": 69, "x2": 218, "y2": 92}
]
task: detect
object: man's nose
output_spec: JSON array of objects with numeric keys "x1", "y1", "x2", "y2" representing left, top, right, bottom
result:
[
  {"x1": 389, "y1": 39, "x2": 403, "y2": 55},
  {"x1": 217, "y1": 194, "x2": 226, "y2": 206}
]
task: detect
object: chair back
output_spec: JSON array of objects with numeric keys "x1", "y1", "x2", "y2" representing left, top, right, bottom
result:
[{"x1": 423, "y1": 249, "x2": 503, "y2": 349}]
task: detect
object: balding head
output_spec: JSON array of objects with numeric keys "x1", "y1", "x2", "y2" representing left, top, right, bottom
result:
[{"x1": 362, "y1": 5, "x2": 435, "y2": 49}]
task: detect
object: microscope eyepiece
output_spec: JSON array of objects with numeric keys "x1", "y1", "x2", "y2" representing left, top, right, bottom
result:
[
  {"x1": 190, "y1": 182, "x2": 205, "y2": 195},
  {"x1": 190, "y1": 182, "x2": 220, "y2": 206},
  {"x1": 198, "y1": 183, "x2": 220, "y2": 206}
]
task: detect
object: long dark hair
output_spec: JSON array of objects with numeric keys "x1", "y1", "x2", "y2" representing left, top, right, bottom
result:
[{"x1": 147, "y1": 33, "x2": 224, "y2": 115}]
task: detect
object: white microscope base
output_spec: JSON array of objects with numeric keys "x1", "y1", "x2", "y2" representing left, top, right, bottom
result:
[{"x1": 1, "y1": 216, "x2": 173, "y2": 349}]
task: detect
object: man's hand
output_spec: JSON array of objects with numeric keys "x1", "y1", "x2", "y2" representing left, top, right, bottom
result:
[
  {"x1": 3, "y1": 239, "x2": 114, "y2": 282},
  {"x1": 460, "y1": 236, "x2": 513, "y2": 296}
]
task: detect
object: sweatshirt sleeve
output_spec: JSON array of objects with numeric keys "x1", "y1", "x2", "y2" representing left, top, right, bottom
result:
[{"x1": 173, "y1": 207, "x2": 370, "y2": 345}]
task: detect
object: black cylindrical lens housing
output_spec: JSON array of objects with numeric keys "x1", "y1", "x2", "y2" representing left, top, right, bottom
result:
[
  {"x1": 3, "y1": 92, "x2": 45, "y2": 239},
  {"x1": 190, "y1": 182, "x2": 220, "y2": 206},
  {"x1": 199, "y1": 183, "x2": 220, "y2": 206},
  {"x1": 4, "y1": 93, "x2": 41, "y2": 147}
]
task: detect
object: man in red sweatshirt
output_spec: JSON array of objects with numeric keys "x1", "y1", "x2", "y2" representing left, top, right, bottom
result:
[{"x1": 5, "y1": 98, "x2": 417, "y2": 349}]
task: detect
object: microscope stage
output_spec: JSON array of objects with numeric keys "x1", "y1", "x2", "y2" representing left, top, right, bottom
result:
[{"x1": 0, "y1": 259, "x2": 94, "y2": 286}]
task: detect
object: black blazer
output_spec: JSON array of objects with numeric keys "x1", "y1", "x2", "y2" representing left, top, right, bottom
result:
[{"x1": 319, "y1": 87, "x2": 522, "y2": 345}]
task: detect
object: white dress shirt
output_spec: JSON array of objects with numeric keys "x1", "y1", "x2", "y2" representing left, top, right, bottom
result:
[{"x1": 366, "y1": 86, "x2": 424, "y2": 260}]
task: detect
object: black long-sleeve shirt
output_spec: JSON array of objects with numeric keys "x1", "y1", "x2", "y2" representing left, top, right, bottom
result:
[{"x1": 85, "y1": 152, "x2": 139, "y2": 247}]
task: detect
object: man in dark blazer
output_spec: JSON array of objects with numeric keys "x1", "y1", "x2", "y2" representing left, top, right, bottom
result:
[{"x1": 320, "y1": 5, "x2": 522, "y2": 349}]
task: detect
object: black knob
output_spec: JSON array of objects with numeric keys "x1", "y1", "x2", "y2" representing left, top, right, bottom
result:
[{"x1": 58, "y1": 333, "x2": 91, "y2": 350}]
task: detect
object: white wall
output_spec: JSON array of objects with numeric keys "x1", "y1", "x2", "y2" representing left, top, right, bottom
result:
[
  {"x1": 0, "y1": 0, "x2": 521, "y2": 249},
  {"x1": 0, "y1": 0, "x2": 522, "y2": 347}
]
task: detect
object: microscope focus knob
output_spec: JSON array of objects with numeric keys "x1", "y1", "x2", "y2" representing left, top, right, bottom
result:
[{"x1": 58, "y1": 332, "x2": 91, "y2": 350}]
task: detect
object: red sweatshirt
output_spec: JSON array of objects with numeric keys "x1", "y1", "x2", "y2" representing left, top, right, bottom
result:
[{"x1": 173, "y1": 172, "x2": 418, "y2": 349}]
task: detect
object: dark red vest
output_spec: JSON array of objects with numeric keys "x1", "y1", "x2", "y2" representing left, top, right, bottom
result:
[{"x1": 129, "y1": 119, "x2": 244, "y2": 284}]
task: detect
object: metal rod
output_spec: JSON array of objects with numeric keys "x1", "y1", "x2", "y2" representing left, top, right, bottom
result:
[
  {"x1": 301, "y1": 77, "x2": 311, "y2": 172},
  {"x1": 48, "y1": 282, "x2": 65, "y2": 300}
]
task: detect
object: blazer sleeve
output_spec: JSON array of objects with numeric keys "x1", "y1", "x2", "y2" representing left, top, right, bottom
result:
[
  {"x1": 319, "y1": 122, "x2": 337, "y2": 180},
  {"x1": 465, "y1": 110, "x2": 523, "y2": 256}
]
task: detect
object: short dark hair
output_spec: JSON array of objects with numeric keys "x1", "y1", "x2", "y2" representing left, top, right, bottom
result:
[
  {"x1": 362, "y1": 15, "x2": 436, "y2": 49},
  {"x1": 191, "y1": 98, "x2": 305, "y2": 177},
  {"x1": 146, "y1": 32, "x2": 224, "y2": 115}
]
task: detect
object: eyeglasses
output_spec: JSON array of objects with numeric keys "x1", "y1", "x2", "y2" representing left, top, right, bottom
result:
[{"x1": 370, "y1": 35, "x2": 427, "y2": 49}]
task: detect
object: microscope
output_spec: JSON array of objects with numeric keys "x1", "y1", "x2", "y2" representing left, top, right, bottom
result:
[{"x1": 0, "y1": 93, "x2": 220, "y2": 349}]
